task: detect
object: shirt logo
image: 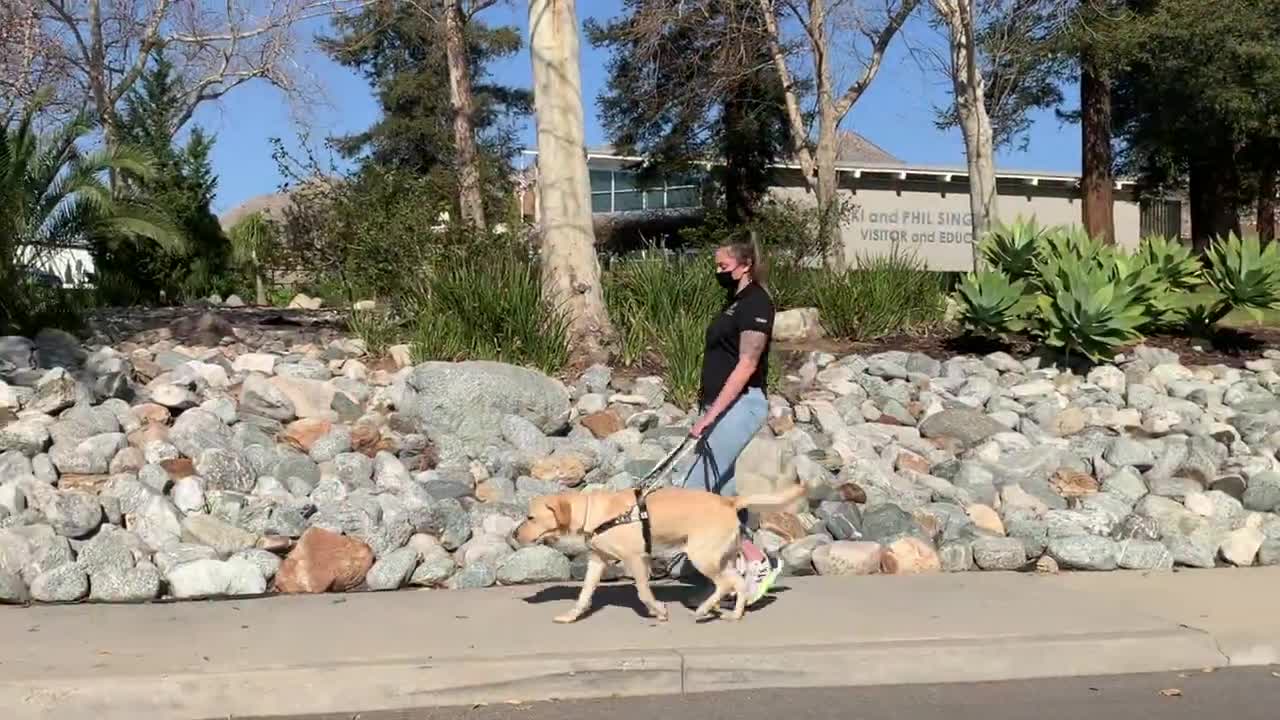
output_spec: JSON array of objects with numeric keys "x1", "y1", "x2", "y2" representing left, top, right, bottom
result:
[{"x1": 753, "y1": 317, "x2": 767, "y2": 324}]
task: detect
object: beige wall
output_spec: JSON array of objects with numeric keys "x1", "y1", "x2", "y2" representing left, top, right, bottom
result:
[{"x1": 768, "y1": 172, "x2": 1142, "y2": 272}]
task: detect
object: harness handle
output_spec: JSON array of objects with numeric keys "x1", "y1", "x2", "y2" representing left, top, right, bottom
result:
[{"x1": 637, "y1": 435, "x2": 697, "y2": 498}]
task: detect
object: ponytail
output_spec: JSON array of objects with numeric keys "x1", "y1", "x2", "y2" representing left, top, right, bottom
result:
[{"x1": 721, "y1": 229, "x2": 770, "y2": 293}]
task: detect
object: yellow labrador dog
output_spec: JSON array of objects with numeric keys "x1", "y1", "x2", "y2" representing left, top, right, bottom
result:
[{"x1": 514, "y1": 483, "x2": 805, "y2": 623}]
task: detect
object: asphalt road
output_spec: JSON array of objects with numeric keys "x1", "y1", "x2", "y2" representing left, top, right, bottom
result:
[{"x1": 264, "y1": 667, "x2": 1280, "y2": 720}]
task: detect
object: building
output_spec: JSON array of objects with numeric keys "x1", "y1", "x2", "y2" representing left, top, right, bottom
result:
[{"x1": 515, "y1": 131, "x2": 1184, "y2": 272}]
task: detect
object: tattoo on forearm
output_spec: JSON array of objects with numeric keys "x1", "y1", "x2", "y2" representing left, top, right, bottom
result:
[{"x1": 740, "y1": 330, "x2": 768, "y2": 362}]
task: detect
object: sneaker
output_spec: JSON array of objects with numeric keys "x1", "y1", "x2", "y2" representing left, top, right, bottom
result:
[{"x1": 745, "y1": 554, "x2": 782, "y2": 606}]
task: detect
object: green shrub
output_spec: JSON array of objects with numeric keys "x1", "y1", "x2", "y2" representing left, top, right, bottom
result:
[
  {"x1": 1198, "y1": 232, "x2": 1280, "y2": 326},
  {"x1": 813, "y1": 249, "x2": 947, "y2": 339},
  {"x1": 953, "y1": 271, "x2": 1034, "y2": 338},
  {"x1": 981, "y1": 216, "x2": 1048, "y2": 282},
  {"x1": 604, "y1": 254, "x2": 723, "y2": 404},
  {"x1": 1032, "y1": 246, "x2": 1157, "y2": 361},
  {"x1": 406, "y1": 245, "x2": 569, "y2": 374},
  {"x1": 346, "y1": 307, "x2": 401, "y2": 358}
]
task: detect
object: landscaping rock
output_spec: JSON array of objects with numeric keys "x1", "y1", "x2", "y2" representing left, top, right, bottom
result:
[
  {"x1": 812, "y1": 541, "x2": 883, "y2": 576},
  {"x1": 403, "y1": 361, "x2": 570, "y2": 453},
  {"x1": 496, "y1": 546, "x2": 571, "y2": 585},
  {"x1": 366, "y1": 547, "x2": 421, "y2": 591},
  {"x1": 90, "y1": 563, "x2": 162, "y2": 602},
  {"x1": 274, "y1": 527, "x2": 374, "y2": 593},
  {"x1": 1047, "y1": 535, "x2": 1120, "y2": 570},
  {"x1": 29, "y1": 563, "x2": 89, "y2": 602},
  {"x1": 972, "y1": 536, "x2": 1027, "y2": 571}
]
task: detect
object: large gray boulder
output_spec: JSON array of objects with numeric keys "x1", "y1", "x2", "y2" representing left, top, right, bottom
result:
[
  {"x1": 919, "y1": 409, "x2": 1006, "y2": 449},
  {"x1": 401, "y1": 361, "x2": 570, "y2": 456}
]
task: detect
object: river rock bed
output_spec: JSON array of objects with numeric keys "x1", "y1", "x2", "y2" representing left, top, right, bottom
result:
[{"x1": 3, "y1": 320, "x2": 1280, "y2": 605}]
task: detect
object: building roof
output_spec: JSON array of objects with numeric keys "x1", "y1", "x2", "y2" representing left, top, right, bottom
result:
[
  {"x1": 583, "y1": 130, "x2": 903, "y2": 166},
  {"x1": 833, "y1": 130, "x2": 902, "y2": 164}
]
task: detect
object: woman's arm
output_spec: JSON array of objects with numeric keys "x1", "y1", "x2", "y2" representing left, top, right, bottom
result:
[{"x1": 691, "y1": 329, "x2": 769, "y2": 437}]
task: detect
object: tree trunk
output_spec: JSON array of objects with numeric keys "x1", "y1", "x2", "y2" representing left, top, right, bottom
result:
[
  {"x1": 254, "y1": 249, "x2": 268, "y2": 306},
  {"x1": 937, "y1": 0, "x2": 997, "y2": 270},
  {"x1": 1189, "y1": 156, "x2": 1243, "y2": 252},
  {"x1": 721, "y1": 92, "x2": 751, "y2": 225},
  {"x1": 1259, "y1": 153, "x2": 1277, "y2": 244},
  {"x1": 446, "y1": 0, "x2": 486, "y2": 231},
  {"x1": 814, "y1": 112, "x2": 843, "y2": 268},
  {"x1": 529, "y1": 0, "x2": 615, "y2": 365},
  {"x1": 1080, "y1": 55, "x2": 1114, "y2": 244}
]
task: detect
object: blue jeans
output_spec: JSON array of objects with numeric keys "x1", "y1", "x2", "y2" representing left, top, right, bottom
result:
[{"x1": 679, "y1": 387, "x2": 769, "y2": 529}]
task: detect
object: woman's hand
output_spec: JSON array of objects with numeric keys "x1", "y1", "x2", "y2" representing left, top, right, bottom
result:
[{"x1": 690, "y1": 413, "x2": 716, "y2": 438}]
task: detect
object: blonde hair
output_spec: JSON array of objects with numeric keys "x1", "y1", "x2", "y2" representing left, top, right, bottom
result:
[{"x1": 720, "y1": 229, "x2": 770, "y2": 291}]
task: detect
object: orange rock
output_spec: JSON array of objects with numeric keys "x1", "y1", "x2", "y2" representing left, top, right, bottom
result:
[
  {"x1": 881, "y1": 537, "x2": 942, "y2": 575},
  {"x1": 966, "y1": 504, "x2": 1006, "y2": 535},
  {"x1": 895, "y1": 451, "x2": 931, "y2": 475},
  {"x1": 58, "y1": 474, "x2": 112, "y2": 494},
  {"x1": 475, "y1": 479, "x2": 503, "y2": 503},
  {"x1": 274, "y1": 528, "x2": 374, "y2": 593},
  {"x1": 580, "y1": 410, "x2": 624, "y2": 439},
  {"x1": 351, "y1": 423, "x2": 383, "y2": 457},
  {"x1": 160, "y1": 458, "x2": 196, "y2": 480},
  {"x1": 760, "y1": 512, "x2": 807, "y2": 543},
  {"x1": 1049, "y1": 467, "x2": 1100, "y2": 501},
  {"x1": 837, "y1": 483, "x2": 867, "y2": 504},
  {"x1": 127, "y1": 423, "x2": 169, "y2": 449},
  {"x1": 280, "y1": 418, "x2": 333, "y2": 452},
  {"x1": 531, "y1": 454, "x2": 588, "y2": 487},
  {"x1": 131, "y1": 403, "x2": 172, "y2": 426},
  {"x1": 257, "y1": 535, "x2": 294, "y2": 554}
]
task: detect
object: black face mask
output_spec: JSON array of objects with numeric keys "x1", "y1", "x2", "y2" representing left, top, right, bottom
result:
[{"x1": 715, "y1": 270, "x2": 737, "y2": 289}]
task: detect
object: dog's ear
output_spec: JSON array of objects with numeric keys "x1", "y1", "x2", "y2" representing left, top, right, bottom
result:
[{"x1": 547, "y1": 497, "x2": 572, "y2": 530}]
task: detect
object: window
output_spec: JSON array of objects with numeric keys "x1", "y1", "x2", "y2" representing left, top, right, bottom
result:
[
  {"x1": 614, "y1": 190, "x2": 644, "y2": 211},
  {"x1": 586, "y1": 167, "x2": 703, "y2": 213},
  {"x1": 589, "y1": 170, "x2": 613, "y2": 193}
]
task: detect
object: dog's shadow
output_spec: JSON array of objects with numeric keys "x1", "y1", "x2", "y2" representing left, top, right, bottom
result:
[{"x1": 521, "y1": 580, "x2": 789, "y2": 621}]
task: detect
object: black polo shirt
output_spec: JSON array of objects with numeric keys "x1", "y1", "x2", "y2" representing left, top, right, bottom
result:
[{"x1": 699, "y1": 282, "x2": 775, "y2": 407}]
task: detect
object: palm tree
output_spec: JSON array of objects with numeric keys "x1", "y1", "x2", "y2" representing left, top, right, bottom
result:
[
  {"x1": 0, "y1": 109, "x2": 185, "y2": 327},
  {"x1": 228, "y1": 211, "x2": 278, "y2": 306}
]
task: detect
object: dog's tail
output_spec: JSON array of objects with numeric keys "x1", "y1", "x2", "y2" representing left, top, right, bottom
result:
[{"x1": 732, "y1": 483, "x2": 806, "y2": 512}]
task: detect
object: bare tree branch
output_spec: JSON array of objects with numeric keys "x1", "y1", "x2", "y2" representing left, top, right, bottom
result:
[{"x1": 26, "y1": 0, "x2": 374, "y2": 137}]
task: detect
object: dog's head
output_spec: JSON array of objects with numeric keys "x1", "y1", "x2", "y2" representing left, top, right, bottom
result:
[{"x1": 513, "y1": 494, "x2": 573, "y2": 546}]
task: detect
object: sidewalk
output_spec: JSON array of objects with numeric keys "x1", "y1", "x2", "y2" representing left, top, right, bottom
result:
[{"x1": 2, "y1": 567, "x2": 1277, "y2": 720}]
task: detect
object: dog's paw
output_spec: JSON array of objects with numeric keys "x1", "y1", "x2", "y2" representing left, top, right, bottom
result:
[
  {"x1": 553, "y1": 611, "x2": 581, "y2": 624},
  {"x1": 652, "y1": 606, "x2": 669, "y2": 622}
]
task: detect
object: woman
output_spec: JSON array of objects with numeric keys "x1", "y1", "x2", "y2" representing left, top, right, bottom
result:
[{"x1": 676, "y1": 235, "x2": 782, "y2": 608}]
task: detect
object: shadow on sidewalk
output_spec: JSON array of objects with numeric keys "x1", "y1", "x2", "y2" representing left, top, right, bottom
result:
[{"x1": 520, "y1": 580, "x2": 788, "y2": 621}]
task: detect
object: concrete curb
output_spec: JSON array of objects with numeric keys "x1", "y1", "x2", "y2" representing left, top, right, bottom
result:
[{"x1": 1, "y1": 626, "x2": 1228, "y2": 720}]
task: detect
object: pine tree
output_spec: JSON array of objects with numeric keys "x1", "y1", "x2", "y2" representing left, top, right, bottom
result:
[
  {"x1": 93, "y1": 52, "x2": 232, "y2": 303},
  {"x1": 585, "y1": 0, "x2": 794, "y2": 223},
  {"x1": 317, "y1": 1, "x2": 531, "y2": 221}
]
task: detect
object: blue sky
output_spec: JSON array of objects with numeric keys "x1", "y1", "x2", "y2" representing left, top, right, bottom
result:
[{"x1": 198, "y1": 1, "x2": 1082, "y2": 216}]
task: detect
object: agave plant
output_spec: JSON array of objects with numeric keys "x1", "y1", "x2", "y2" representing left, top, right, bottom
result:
[
  {"x1": 1133, "y1": 234, "x2": 1205, "y2": 330},
  {"x1": 1138, "y1": 234, "x2": 1203, "y2": 289},
  {"x1": 1033, "y1": 252, "x2": 1154, "y2": 362},
  {"x1": 979, "y1": 217, "x2": 1047, "y2": 282},
  {"x1": 952, "y1": 271, "x2": 1035, "y2": 338},
  {"x1": 1199, "y1": 232, "x2": 1280, "y2": 325}
]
